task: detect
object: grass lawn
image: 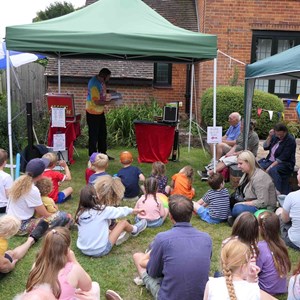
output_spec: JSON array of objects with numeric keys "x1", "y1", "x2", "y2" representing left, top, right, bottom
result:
[{"x1": 1, "y1": 146, "x2": 299, "y2": 299}]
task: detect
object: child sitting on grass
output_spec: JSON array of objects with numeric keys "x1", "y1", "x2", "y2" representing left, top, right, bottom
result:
[
  {"x1": 170, "y1": 165, "x2": 195, "y2": 200},
  {"x1": 117, "y1": 151, "x2": 145, "y2": 201},
  {"x1": 0, "y1": 149, "x2": 13, "y2": 213},
  {"x1": 149, "y1": 161, "x2": 170, "y2": 195},
  {"x1": 75, "y1": 176, "x2": 147, "y2": 257},
  {"x1": 42, "y1": 152, "x2": 73, "y2": 204},
  {"x1": 88, "y1": 153, "x2": 109, "y2": 185},
  {"x1": 0, "y1": 215, "x2": 39, "y2": 275},
  {"x1": 193, "y1": 173, "x2": 230, "y2": 224},
  {"x1": 135, "y1": 177, "x2": 169, "y2": 228},
  {"x1": 85, "y1": 152, "x2": 97, "y2": 184}
]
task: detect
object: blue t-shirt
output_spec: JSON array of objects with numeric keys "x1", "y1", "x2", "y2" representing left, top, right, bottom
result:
[
  {"x1": 225, "y1": 122, "x2": 241, "y2": 141},
  {"x1": 117, "y1": 166, "x2": 142, "y2": 198},
  {"x1": 88, "y1": 172, "x2": 108, "y2": 185}
]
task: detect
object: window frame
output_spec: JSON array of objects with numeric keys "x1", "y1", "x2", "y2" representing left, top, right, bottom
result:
[
  {"x1": 153, "y1": 63, "x2": 172, "y2": 87},
  {"x1": 251, "y1": 30, "x2": 300, "y2": 98}
]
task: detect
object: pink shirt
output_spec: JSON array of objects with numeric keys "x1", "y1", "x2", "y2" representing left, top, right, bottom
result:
[
  {"x1": 135, "y1": 194, "x2": 165, "y2": 221},
  {"x1": 58, "y1": 262, "x2": 76, "y2": 300}
]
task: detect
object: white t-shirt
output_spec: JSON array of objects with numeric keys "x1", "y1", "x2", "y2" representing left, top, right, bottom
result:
[
  {"x1": 0, "y1": 170, "x2": 13, "y2": 208},
  {"x1": 7, "y1": 185, "x2": 43, "y2": 220},
  {"x1": 288, "y1": 274, "x2": 300, "y2": 300},
  {"x1": 283, "y1": 190, "x2": 300, "y2": 248},
  {"x1": 207, "y1": 277, "x2": 260, "y2": 300}
]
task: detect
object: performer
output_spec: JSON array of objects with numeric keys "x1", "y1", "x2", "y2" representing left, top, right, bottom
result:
[{"x1": 86, "y1": 68, "x2": 114, "y2": 160}]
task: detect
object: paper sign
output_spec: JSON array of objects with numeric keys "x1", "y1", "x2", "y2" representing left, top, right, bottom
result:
[
  {"x1": 53, "y1": 134, "x2": 66, "y2": 151},
  {"x1": 207, "y1": 126, "x2": 222, "y2": 144},
  {"x1": 51, "y1": 107, "x2": 66, "y2": 128}
]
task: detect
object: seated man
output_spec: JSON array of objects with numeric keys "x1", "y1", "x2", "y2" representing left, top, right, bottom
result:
[
  {"x1": 201, "y1": 120, "x2": 259, "y2": 180},
  {"x1": 258, "y1": 123, "x2": 296, "y2": 195},
  {"x1": 133, "y1": 194, "x2": 212, "y2": 300},
  {"x1": 208, "y1": 112, "x2": 241, "y2": 163}
]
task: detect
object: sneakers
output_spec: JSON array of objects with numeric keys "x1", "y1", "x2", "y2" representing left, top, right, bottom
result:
[
  {"x1": 197, "y1": 170, "x2": 209, "y2": 181},
  {"x1": 107, "y1": 155, "x2": 115, "y2": 161},
  {"x1": 131, "y1": 219, "x2": 147, "y2": 237},
  {"x1": 105, "y1": 290, "x2": 123, "y2": 300},
  {"x1": 227, "y1": 216, "x2": 235, "y2": 227},
  {"x1": 133, "y1": 276, "x2": 145, "y2": 286},
  {"x1": 116, "y1": 231, "x2": 130, "y2": 246},
  {"x1": 30, "y1": 220, "x2": 49, "y2": 242}
]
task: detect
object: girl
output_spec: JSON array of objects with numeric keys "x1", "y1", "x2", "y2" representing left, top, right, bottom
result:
[
  {"x1": 170, "y1": 165, "x2": 195, "y2": 200},
  {"x1": 256, "y1": 211, "x2": 291, "y2": 295},
  {"x1": 25, "y1": 227, "x2": 100, "y2": 299},
  {"x1": 150, "y1": 161, "x2": 170, "y2": 195},
  {"x1": 75, "y1": 176, "x2": 147, "y2": 257},
  {"x1": 288, "y1": 258, "x2": 300, "y2": 300},
  {"x1": 224, "y1": 212, "x2": 259, "y2": 261},
  {"x1": 204, "y1": 239, "x2": 275, "y2": 300},
  {"x1": 135, "y1": 177, "x2": 169, "y2": 228}
]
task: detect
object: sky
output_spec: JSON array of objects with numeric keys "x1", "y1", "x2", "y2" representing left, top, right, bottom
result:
[{"x1": 0, "y1": 0, "x2": 86, "y2": 40}]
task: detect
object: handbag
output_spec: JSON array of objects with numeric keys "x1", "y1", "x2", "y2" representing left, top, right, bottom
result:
[{"x1": 230, "y1": 178, "x2": 248, "y2": 209}]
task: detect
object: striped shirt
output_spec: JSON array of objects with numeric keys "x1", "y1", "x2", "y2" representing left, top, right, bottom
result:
[{"x1": 202, "y1": 188, "x2": 230, "y2": 220}]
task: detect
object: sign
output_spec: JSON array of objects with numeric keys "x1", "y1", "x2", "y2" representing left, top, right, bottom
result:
[
  {"x1": 46, "y1": 93, "x2": 75, "y2": 118},
  {"x1": 51, "y1": 107, "x2": 66, "y2": 128},
  {"x1": 207, "y1": 126, "x2": 222, "y2": 144},
  {"x1": 53, "y1": 134, "x2": 66, "y2": 151}
]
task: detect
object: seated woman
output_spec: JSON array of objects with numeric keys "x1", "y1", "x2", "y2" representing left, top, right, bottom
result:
[
  {"x1": 6, "y1": 158, "x2": 71, "y2": 238},
  {"x1": 202, "y1": 120, "x2": 259, "y2": 179},
  {"x1": 231, "y1": 150, "x2": 277, "y2": 219},
  {"x1": 258, "y1": 123, "x2": 296, "y2": 195}
]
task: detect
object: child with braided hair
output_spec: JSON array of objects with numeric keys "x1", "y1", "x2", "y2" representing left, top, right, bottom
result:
[
  {"x1": 256, "y1": 211, "x2": 291, "y2": 295},
  {"x1": 204, "y1": 239, "x2": 276, "y2": 300}
]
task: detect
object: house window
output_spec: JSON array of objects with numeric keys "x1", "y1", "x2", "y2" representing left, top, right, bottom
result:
[
  {"x1": 251, "y1": 31, "x2": 300, "y2": 97},
  {"x1": 153, "y1": 63, "x2": 172, "y2": 87}
]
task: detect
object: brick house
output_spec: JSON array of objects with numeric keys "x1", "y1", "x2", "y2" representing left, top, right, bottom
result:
[{"x1": 45, "y1": 0, "x2": 300, "y2": 122}]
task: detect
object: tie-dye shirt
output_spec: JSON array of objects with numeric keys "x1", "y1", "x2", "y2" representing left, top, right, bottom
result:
[{"x1": 86, "y1": 75, "x2": 106, "y2": 114}]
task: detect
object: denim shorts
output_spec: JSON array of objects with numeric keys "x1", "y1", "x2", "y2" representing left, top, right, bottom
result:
[
  {"x1": 196, "y1": 206, "x2": 223, "y2": 224},
  {"x1": 142, "y1": 272, "x2": 162, "y2": 300},
  {"x1": 135, "y1": 217, "x2": 164, "y2": 228},
  {"x1": 92, "y1": 241, "x2": 113, "y2": 257}
]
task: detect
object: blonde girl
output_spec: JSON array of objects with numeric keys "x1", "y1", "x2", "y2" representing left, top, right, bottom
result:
[
  {"x1": 204, "y1": 239, "x2": 275, "y2": 300},
  {"x1": 25, "y1": 227, "x2": 100, "y2": 299},
  {"x1": 135, "y1": 177, "x2": 169, "y2": 228},
  {"x1": 256, "y1": 211, "x2": 291, "y2": 295},
  {"x1": 170, "y1": 165, "x2": 195, "y2": 200},
  {"x1": 75, "y1": 176, "x2": 147, "y2": 257}
]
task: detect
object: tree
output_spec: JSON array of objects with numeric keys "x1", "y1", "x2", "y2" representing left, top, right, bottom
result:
[{"x1": 33, "y1": 1, "x2": 75, "y2": 22}]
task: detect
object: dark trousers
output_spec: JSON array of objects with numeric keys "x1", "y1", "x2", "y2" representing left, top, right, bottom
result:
[
  {"x1": 86, "y1": 112, "x2": 107, "y2": 156},
  {"x1": 258, "y1": 158, "x2": 293, "y2": 194}
]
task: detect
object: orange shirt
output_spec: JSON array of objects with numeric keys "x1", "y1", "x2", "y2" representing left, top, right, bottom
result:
[{"x1": 171, "y1": 173, "x2": 195, "y2": 200}]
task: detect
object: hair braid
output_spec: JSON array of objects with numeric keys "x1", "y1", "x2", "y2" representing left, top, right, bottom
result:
[{"x1": 223, "y1": 266, "x2": 237, "y2": 300}]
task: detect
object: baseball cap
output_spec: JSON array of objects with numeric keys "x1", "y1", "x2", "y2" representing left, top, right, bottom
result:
[
  {"x1": 120, "y1": 151, "x2": 133, "y2": 164},
  {"x1": 26, "y1": 158, "x2": 50, "y2": 178},
  {"x1": 90, "y1": 152, "x2": 100, "y2": 164}
]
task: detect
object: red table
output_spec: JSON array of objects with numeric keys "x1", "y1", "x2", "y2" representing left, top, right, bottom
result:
[
  {"x1": 48, "y1": 115, "x2": 81, "y2": 164},
  {"x1": 134, "y1": 121, "x2": 176, "y2": 163}
]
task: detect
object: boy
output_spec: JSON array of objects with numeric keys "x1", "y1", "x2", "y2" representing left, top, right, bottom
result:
[
  {"x1": 193, "y1": 173, "x2": 230, "y2": 224},
  {"x1": 42, "y1": 152, "x2": 73, "y2": 203},
  {"x1": 0, "y1": 149, "x2": 13, "y2": 213},
  {"x1": 117, "y1": 151, "x2": 145, "y2": 201},
  {"x1": 88, "y1": 153, "x2": 109, "y2": 185}
]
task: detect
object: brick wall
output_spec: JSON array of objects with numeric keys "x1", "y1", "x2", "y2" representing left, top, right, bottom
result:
[{"x1": 196, "y1": 0, "x2": 300, "y2": 122}]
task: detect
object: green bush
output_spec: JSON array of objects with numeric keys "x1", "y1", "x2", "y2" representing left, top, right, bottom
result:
[{"x1": 201, "y1": 86, "x2": 284, "y2": 139}]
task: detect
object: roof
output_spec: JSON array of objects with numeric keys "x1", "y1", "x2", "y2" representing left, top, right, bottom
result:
[{"x1": 46, "y1": 0, "x2": 200, "y2": 78}]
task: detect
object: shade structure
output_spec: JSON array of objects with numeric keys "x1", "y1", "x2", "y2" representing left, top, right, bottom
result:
[
  {"x1": 0, "y1": 42, "x2": 44, "y2": 69},
  {"x1": 243, "y1": 45, "x2": 300, "y2": 148},
  {"x1": 5, "y1": 0, "x2": 217, "y2": 63},
  {"x1": 5, "y1": 0, "x2": 218, "y2": 177}
]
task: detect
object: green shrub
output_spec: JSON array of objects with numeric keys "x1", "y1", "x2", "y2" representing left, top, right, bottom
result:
[
  {"x1": 201, "y1": 86, "x2": 284, "y2": 139},
  {"x1": 285, "y1": 121, "x2": 300, "y2": 138}
]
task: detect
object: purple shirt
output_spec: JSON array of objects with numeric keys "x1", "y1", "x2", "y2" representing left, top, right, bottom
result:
[
  {"x1": 147, "y1": 222, "x2": 212, "y2": 300},
  {"x1": 225, "y1": 122, "x2": 241, "y2": 141},
  {"x1": 256, "y1": 241, "x2": 287, "y2": 295}
]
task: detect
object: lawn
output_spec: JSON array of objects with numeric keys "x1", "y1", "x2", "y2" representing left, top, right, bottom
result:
[{"x1": 1, "y1": 146, "x2": 298, "y2": 299}]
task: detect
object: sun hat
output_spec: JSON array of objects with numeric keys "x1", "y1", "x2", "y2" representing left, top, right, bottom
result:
[
  {"x1": 25, "y1": 158, "x2": 50, "y2": 178},
  {"x1": 120, "y1": 151, "x2": 133, "y2": 164}
]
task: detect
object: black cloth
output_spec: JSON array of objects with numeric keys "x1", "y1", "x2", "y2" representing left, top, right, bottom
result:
[{"x1": 86, "y1": 112, "x2": 107, "y2": 156}]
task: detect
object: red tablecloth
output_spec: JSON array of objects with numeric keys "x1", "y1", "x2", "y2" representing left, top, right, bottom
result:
[
  {"x1": 134, "y1": 121, "x2": 176, "y2": 163},
  {"x1": 48, "y1": 117, "x2": 81, "y2": 164}
]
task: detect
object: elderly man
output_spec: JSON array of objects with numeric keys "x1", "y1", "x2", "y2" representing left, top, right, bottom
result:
[{"x1": 133, "y1": 194, "x2": 212, "y2": 300}]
